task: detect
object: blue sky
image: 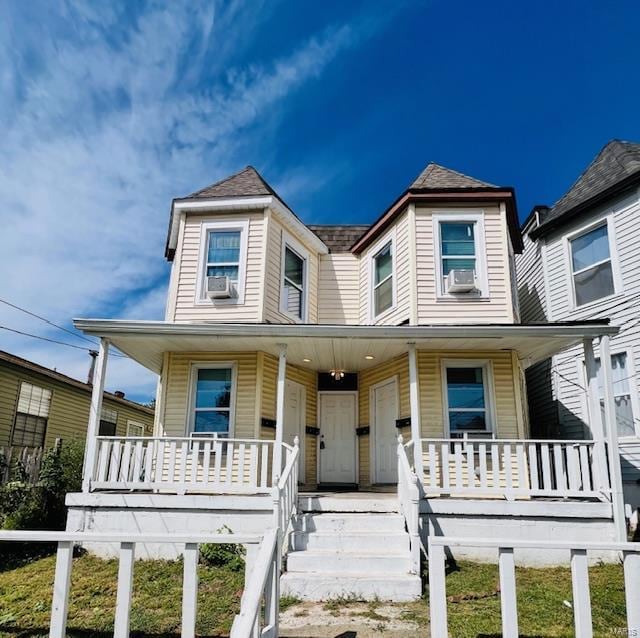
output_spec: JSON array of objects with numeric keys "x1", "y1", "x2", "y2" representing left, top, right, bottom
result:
[{"x1": 1, "y1": 0, "x2": 639, "y2": 402}]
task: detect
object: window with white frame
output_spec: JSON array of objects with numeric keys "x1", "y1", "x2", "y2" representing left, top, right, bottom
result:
[
  {"x1": 569, "y1": 222, "x2": 615, "y2": 306},
  {"x1": 99, "y1": 407, "x2": 118, "y2": 436},
  {"x1": 281, "y1": 244, "x2": 306, "y2": 320},
  {"x1": 593, "y1": 352, "x2": 637, "y2": 438},
  {"x1": 191, "y1": 366, "x2": 234, "y2": 437},
  {"x1": 444, "y1": 364, "x2": 492, "y2": 435},
  {"x1": 198, "y1": 220, "x2": 249, "y2": 303},
  {"x1": 11, "y1": 382, "x2": 52, "y2": 447},
  {"x1": 373, "y1": 240, "x2": 394, "y2": 317},
  {"x1": 434, "y1": 213, "x2": 487, "y2": 297},
  {"x1": 126, "y1": 420, "x2": 145, "y2": 437}
]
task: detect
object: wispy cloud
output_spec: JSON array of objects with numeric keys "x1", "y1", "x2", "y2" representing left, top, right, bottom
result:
[{"x1": 0, "y1": 1, "x2": 392, "y2": 401}]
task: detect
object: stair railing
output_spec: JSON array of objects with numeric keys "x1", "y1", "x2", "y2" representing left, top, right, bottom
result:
[{"x1": 397, "y1": 434, "x2": 421, "y2": 574}]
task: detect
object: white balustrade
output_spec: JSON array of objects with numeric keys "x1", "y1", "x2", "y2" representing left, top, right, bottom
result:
[
  {"x1": 397, "y1": 435, "x2": 421, "y2": 574},
  {"x1": 90, "y1": 436, "x2": 291, "y2": 495},
  {"x1": 416, "y1": 438, "x2": 606, "y2": 500},
  {"x1": 428, "y1": 536, "x2": 640, "y2": 638}
]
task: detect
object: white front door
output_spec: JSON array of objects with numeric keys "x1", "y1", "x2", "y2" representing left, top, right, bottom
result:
[
  {"x1": 373, "y1": 377, "x2": 398, "y2": 483},
  {"x1": 284, "y1": 379, "x2": 305, "y2": 479},
  {"x1": 319, "y1": 393, "x2": 356, "y2": 484}
]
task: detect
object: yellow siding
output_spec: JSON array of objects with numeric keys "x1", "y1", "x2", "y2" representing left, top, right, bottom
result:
[
  {"x1": 358, "y1": 212, "x2": 411, "y2": 325},
  {"x1": 0, "y1": 362, "x2": 153, "y2": 448},
  {"x1": 414, "y1": 205, "x2": 514, "y2": 323},
  {"x1": 263, "y1": 216, "x2": 319, "y2": 324},
  {"x1": 162, "y1": 352, "x2": 258, "y2": 438},
  {"x1": 417, "y1": 350, "x2": 519, "y2": 438},
  {"x1": 317, "y1": 253, "x2": 360, "y2": 324},
  {"x1": 173, "y1": 212, "x2": 266, "y2": 322}
]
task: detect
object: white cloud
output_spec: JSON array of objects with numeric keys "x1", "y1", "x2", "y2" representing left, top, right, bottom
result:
[{"x1": 0, "y1": 1, "x2": 391, "y2": 402}]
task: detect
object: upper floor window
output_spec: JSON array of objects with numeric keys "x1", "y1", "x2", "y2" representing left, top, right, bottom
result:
[
  {"x1": 443, "y1": 363, "x2": 493, "y2": 436},
  {"x1": 569, "y1": 222, "x2": 615, "y2": 307},
  {"x1": 197, "y1": 220, "x2": 249, "y2": 305},
  {"x1": 99, "y1": 407, "x2": 118, "y2": 436},
  {"x1": 433, "y1": 212, "x2": 487, "y2": 298},
  {"x1": 280, "y1": 241, "x2": 307, "y2": 320},
  {"x1": 190, "y1": 364, "x2": 235, "y2": 438},
  {"x1": 373, "y1": 240, "x2": 394, "y2": 317},
  {"x1": 12, "y1": 382, "x2": 52, "y2": 447}
]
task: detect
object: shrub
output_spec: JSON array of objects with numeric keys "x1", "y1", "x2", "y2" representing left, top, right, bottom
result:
[{"x1": 199, "y1": 525, "x2": 246, "y2": 572}]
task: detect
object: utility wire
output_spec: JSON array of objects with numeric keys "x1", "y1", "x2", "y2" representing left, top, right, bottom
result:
[{"x1": 0, "y1": 325, "x2": 95, "y2": 352}]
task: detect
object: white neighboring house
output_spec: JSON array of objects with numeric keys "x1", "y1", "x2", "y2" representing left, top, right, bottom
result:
[
  {"x1": 68, "y1": 161, "x2": 626, "y2": 602},
  {"x1": 517, "y1": 139, "x2": 640, "y2": 511}
]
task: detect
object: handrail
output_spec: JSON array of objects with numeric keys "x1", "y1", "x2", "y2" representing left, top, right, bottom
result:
[
  {"x1": 418, "y1": 437, "x2": 596, "y2": 444},
  {"x1": 230, "y1": 528, "x2": 279, "y2": 638},
  {"x1": 273, "y1": 436, "x2": 300, "y2": 557},
  {"x1": 397, "y1": 435, "x2": 421, "y2": 573}
]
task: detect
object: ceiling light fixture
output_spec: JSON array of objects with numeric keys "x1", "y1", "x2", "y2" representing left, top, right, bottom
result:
[
  {"x1": 365, "y1": 355, "x2": 374, "y2": 360},
  {"x1": 303, "y1": 358, "x2": 311, "y2": 363},
  {"x1": 330, "y1": 369, "x2": 345, "y2": 380}
]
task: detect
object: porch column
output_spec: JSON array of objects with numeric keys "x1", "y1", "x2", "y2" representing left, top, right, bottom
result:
[
  {"x1": 407, "y1": 343, "x2": 424, "y2": 478},
  {"x1": 273, "y1": 344, "x2": 287, "y2": 483},
  {"x1": 599, "y1": 335, "x2": 627, "y2": 542},
  {"x1": 82, "y1": 338, "x2": 109, "y2": 492},
  {"x1": 583, "y1": 338, "x2": 608, "y2": 493}
]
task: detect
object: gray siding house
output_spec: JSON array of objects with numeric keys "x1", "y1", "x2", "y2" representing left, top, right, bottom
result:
[{"x1": 517, "y1": 139, "x2": 640, "y2": 509}]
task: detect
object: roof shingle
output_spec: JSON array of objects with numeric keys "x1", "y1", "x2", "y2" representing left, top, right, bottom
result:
[
  {"x1": 410, "y1": 162, "x2": 496, "y2": 190},
  {"x1": 308, "y1": 225, "x2": 370, "y2": 253},
  {"x1": 185, "y1": 166, "x2": 276, "y2": 200}
]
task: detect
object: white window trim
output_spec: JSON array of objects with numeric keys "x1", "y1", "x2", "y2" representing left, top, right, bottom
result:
[
  {"x1": 186, "y1": 361, "x2": 238, "y2": 438},
  {"x1": 440, "y1": 359, "x2": 496, "y2": 437},
  {"x1": 577, "y1": 347, "x2": 640, "y2": 440},
  {"x1": 126, "y1": 420, "x2": 146, "y2": 437},
  {"x1": 563, "y1": 214, "x2": 623, "y2": 311},
  {"x1": 279, "y1": 231, "x2": 310, "y2": 322},
  {"x1": 195, "y1": 218, "x2": 250, "y2": 306},
  {"x1": 368, "y1": 230, "x2": 397, "y2": 322},
  {"x1": 433, "y1": 211, "x2": 489, "y2": 300}
]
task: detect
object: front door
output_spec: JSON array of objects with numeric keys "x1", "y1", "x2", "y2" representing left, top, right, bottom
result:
[
  {"x1": 284, "y1": 379, "x2": 305, "y2": 479},
  {"x1": 373, "y1": 377, "x2": 398, "y2": 483},
  {"x1": 319, "y1": 393, "x2": 356, "y2": 484}
]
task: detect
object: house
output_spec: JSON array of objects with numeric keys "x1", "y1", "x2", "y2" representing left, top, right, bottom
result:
[
  {"x1": 516, "y1": 139, "x2": 640, "y2": 512},
  {"x1": 0, "y1": 350, "x2": 154, "y2": 453},
  {"x1": 68, "y1": 162, "x2": 625, "y2": 602}
]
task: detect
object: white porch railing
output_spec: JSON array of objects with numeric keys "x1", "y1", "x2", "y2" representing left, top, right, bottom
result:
[
  {"x1": 428, "y1": 536, "x2": 640, "y2": 638},
  {"x1": 90, "y1": 436, "x2": 293, "y2": 494},
  {"x1": 416, "y1": 438, "x2": 608, "y2": 500},
  {"x1": 397, "y1": 436, "x2": 421, "y2": 574},
  {"x1": 273, "y1": 436, "x2": 300, "y2": 548}
]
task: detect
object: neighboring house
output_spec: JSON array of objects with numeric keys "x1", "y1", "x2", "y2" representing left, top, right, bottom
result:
[
  {"x1": 517, "y1": 139, "x2": 640, "y2": 510},
  {"x1": 69, "y1": 161, "x2": 623, "y2": 601},
  {"x1": 0, "y1": 350, "x2": 154, "y2": 450}
]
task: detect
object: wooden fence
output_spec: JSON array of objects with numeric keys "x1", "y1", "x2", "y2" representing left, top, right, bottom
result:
[{"x1": 0, "y1": 443, "x2": 54, "y2": 484}]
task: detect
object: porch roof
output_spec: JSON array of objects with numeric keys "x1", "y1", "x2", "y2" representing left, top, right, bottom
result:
[{"x1": 73, "y1": 319, "x2": 618, "y2": 375}]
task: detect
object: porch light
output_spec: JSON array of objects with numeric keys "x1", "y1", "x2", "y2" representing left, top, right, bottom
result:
[
  {"x1": 365, "y1": 355, "x2": 374, "y2": 360},
  {"x1": 303, "y1": 358, "x2": 311, "y2": 363},
  {"x1": 330, "y1": 369, "x2": 345, "y2": 380}
]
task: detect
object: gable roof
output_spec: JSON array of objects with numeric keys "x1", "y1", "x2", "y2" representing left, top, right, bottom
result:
[
  {"x1": 531, "y1": 139, "x2": 640, "y2": 239},
  {"x1": 186, "y1": 166, "x2": 276, "y2": 200},
  {"x1": 0, "y1": 350, "x2": 154, "y2": 415},
  {"x1": 410, "y1": 162, "x2": 496, "y2": 190},
  {"x1": 308, "y1": 225, "x2": 370, "y2": 253},
  {"x1": 351, "y1": 161, "x2": 521, "y2": 254}
]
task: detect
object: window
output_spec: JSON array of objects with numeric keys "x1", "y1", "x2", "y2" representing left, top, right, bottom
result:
[
  {"x1": 126, "y1": 421, "x2": 145, "y2": 437},
  {"x1": 197, "y1": 220, "x2": 249, "y2": 304},
  {"x1": 281, "y1": 245, "x2": 306, "y2": 320},
  {"x1": 594, "y1": 352, "x2": 637, "y2": 438},
  {"x1": 11, "y1": 382, "x2": 52, "y2": 447},
  {"x1": 433, "y1": 212, "x2": 487, "y2": 297},
  {"x1": 99, "y1": 407, "x2": 118, "y2": 436},
  {"x1": 373, "y1": 241, "x2": 394, "y2": 317},
  {"x1": 569, "y1": 223, "x2": 615, "y2": 306},
  {"x1": 191, "y1": 366, "x2": 234, "y2": 438},
  {"x1": 444, "y1": 364, "x2": 492, "y2": 435}
]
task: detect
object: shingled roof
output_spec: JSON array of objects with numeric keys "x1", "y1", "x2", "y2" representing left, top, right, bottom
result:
[
  {"x1": 532, "y1": 140, "x2": 640, "y2": 238},
  {"x1": 185, "y1": 166, "x2": 276, "y2": 200},
  {"x1": 410, "y1": 162, "x2": 496, "y2": 190},
  {"x1": 308, "y1": 225, "x2": 370, "y2": 253}
]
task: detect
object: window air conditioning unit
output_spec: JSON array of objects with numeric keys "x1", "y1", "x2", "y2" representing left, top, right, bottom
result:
[
  {"x1": 206, "y1": 275, "x2": 232, "y2": 299},
  {"x1": 446, "y1": 269, "x2": 476, "y2": 293}
]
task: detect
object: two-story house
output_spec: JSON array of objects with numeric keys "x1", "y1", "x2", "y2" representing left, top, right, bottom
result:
[
  {"x1": 517, "y1": 139, "x2": 640, "y2": 512},
  {"x1": 68, "y1": 161, "x2": 624, "y2": 601}
]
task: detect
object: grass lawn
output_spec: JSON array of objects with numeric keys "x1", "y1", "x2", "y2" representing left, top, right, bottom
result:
[{"x1": 0, "y1": 553, "x2": 629, "y2": 637}]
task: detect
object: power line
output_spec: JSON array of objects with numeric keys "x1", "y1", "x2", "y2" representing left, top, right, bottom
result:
[{"x1": 0, "y1": 325, "x2": 95, "y2": 352}]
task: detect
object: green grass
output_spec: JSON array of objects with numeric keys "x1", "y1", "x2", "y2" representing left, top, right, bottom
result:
[
  {"x1": 0, "y1": 552, "x2": 244, "y2": 637},
  {"x1": 0, "y1": 554, "x2": 630, "y2": 637}
]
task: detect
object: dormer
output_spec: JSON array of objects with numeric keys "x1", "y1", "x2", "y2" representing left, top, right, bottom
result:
[{"x1": 164, "y1": 167, "x2": 328, "y2": 323}]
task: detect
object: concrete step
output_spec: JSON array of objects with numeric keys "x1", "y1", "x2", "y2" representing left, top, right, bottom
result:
[
  {"x1": 293, "y1": 513, "x2": 406, "y2": 534},
  {"x1": 287, "y1": 550, "x2": 412, "y2": 574},
  {"x1": 298, "y1": 493, "x2": 399, "y2": 513},
  {"x1": 280, "y1": 572, "x2": 422, "y2": 602},
  {"x1": 289, "y1": 530, "x2": 409, "y2": 553}
]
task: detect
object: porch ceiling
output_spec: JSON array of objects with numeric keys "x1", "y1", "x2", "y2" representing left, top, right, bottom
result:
[{"x1": 73, "y1": 319, "x2": 618, "y2": 375}]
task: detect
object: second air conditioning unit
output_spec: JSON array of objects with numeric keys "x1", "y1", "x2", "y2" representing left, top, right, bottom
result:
[
  {"x1": 446, "y1": 269, "x2": 476, "y2": 293},
  {"x1": 206, "y1": 275, "x2": 232, "y2": 299}
]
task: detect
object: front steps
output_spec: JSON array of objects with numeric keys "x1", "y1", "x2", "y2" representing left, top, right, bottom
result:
[{"x1": 280, "y1": 495, "x2": 422, "y2": 602}]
